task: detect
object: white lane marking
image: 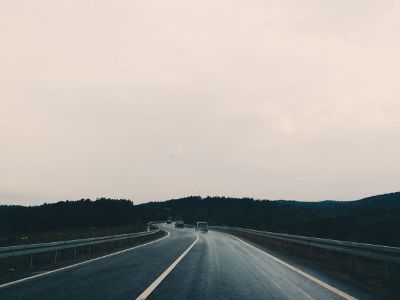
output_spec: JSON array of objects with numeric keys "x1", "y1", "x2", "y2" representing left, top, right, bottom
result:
[
  {"x1": 220, "y1": 232, "x2": 357, "y2": 300},
  {"x1": 0, "y1": 230, "x2": 171, "y2": 290},
  {"x1": 136, "y1": 233, "x2": 199, "y2": 300}
]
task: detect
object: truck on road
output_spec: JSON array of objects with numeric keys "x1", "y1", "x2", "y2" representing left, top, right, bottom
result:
[{"x1": 195, "y1": 222, "x2": 208, "y2": 233}]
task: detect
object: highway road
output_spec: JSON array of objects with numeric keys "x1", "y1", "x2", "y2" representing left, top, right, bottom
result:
[{"x1": 0, "y1": 224, "x2": 375, "y2": 300}]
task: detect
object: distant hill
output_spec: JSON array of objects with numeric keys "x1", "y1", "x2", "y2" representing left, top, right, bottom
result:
[
  {"x1": 136, "y1": 192, "x2": 400, "y2": 246},
  {"x1": 1, "y1": 192, "x2": 399, "y2": 246}
]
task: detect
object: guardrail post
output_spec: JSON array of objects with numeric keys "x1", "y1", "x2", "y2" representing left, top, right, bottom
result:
[
  {"x1": 29, "y1": 254, "x2": 33, "y2": 268},
  {"x1": 348, "y1": 255, "x2": 355, "y2": 273},
  {"x1": 385, "y1": 263, "x2": 390, "y2": 279},
  {"x1": 88, "y1": 245, "x2": 91, "y2": 256},
  {"x1": 54, "y1": 250, "x2": 58, "y2": 264},
  {"x1": 73, "y1": 247, "x2": 77, "y2": 258}
]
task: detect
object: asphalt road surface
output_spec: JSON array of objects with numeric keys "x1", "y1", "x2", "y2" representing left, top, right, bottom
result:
[{"x1": 0, "y1": 224, "x2": 374, "y2": 300}]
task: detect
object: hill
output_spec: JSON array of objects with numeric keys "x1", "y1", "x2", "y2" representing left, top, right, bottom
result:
[{"x1": 1, "y1": 192, "x2": 399, "y2": 246}]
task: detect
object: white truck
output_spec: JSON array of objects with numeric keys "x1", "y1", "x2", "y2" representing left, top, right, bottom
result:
[{"x1": 195, "y1": 222, "x2": 208, "y2": 233}]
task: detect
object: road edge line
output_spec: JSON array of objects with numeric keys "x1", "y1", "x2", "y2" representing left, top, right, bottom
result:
[
  {"x1": 219, "y1": 231, "x2": 358, "y2": 300},
  {"x1": 136, "y1": 233, "x2": 199, "y2": 300},
  {"x1": 0, "y1": 230, "x2": 171, "y2": 289}
]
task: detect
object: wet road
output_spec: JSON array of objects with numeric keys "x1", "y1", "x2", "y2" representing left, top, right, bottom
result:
[{"x1": 0, "y1": 224, "x2": 373, "y2": 300}]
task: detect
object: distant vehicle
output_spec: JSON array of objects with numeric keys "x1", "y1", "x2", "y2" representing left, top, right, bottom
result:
[
  {"x1": 175, "y1": 221, "x2": 184, "y2": 228},
  {"x1": 195, "y1": 222, "x2": 208, "y2": 233},
  {"x1": 167, "y1": 220, "x2": 171, "y2": 224}
]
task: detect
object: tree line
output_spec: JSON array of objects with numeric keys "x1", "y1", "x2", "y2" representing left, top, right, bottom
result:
[{"x1": 1, "y1": 192, "x2": 399, "y2": 246}]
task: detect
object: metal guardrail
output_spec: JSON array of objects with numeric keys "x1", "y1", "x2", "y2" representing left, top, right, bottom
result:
[
  {"x1": 0, "y1": 229, "x2": 160, "y2": 259},
  {"x1": 147, "y1": 221, "x2": 165, "y2": 225},
  {"x1": 210, "y1": 226, "x2": 400, "y2": 264}
]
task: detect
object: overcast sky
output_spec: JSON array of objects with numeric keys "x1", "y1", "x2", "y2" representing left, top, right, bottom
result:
[{"x1": 1, "y1": 0, "x2": 399, "y2": 205}]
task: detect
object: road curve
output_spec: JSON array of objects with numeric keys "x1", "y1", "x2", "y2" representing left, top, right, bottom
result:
[
  {"x1": 0, "y1": 224, "x2": 375, "y2": 300},
  {"x1": 0, "y1": 224, "x2": 196, "y2": 300}
]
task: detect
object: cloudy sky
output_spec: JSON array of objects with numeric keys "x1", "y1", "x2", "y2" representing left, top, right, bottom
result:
[{"x1": 1, "y1": 0, "x2": 399, "y2": 205}]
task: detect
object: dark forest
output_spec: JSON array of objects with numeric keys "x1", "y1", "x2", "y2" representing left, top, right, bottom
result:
[{"x1": 1, "y1": 192, "x2": 399, "y2": 246}]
